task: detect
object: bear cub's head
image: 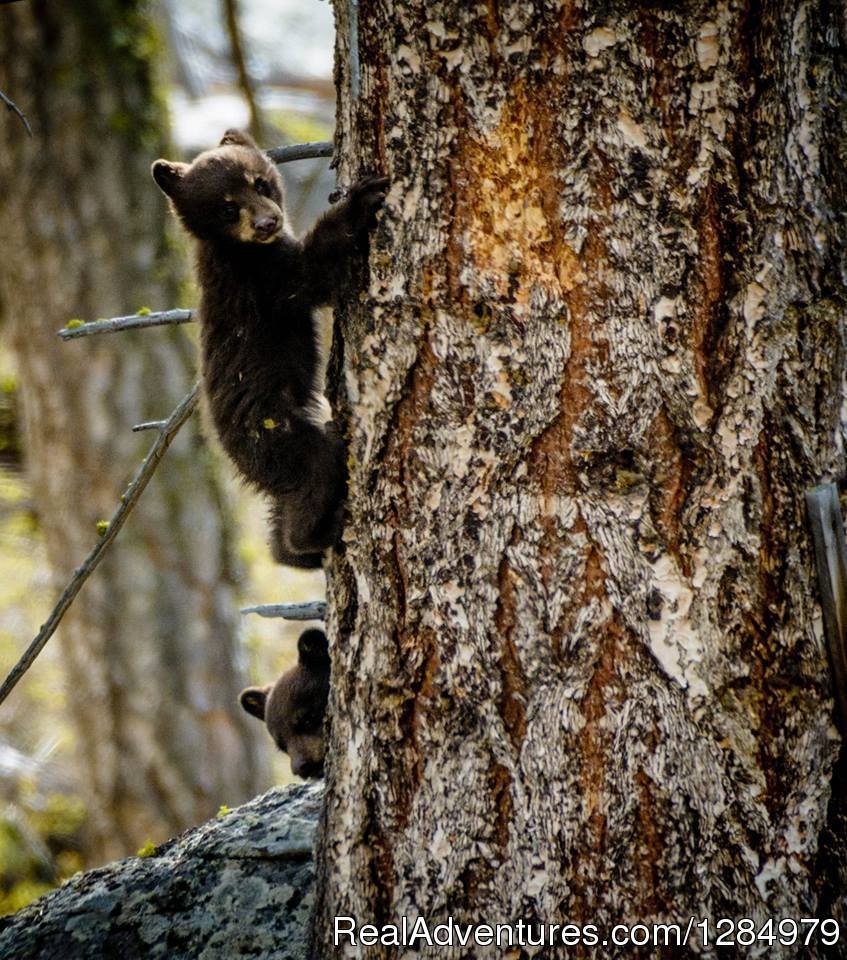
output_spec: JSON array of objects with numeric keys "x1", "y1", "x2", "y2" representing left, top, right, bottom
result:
[
  {"x1": 152, "y1": 129, "x2": 285, "y2": 245},
  {"x1": 240, "y1": 628, "x2": 330, "y2": 779}
]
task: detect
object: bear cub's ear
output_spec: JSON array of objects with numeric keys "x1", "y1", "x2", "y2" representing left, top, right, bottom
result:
[
  {"x1": 151, "y1": 160, "x2": 189, "y2": 197},
  {"x1": 298, "y1": 628, "x2": 330, "y2": 670},
  {"x1": 220, "y1": 129, "x2": 258, "y2": 149},
  {"x1": 239, "y1": 685, "x2": 271, "y2": 721}
]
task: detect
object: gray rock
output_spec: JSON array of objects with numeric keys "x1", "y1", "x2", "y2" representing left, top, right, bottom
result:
[{"x1": 0, "y1": 782, "x2": 322, "y2": 960}]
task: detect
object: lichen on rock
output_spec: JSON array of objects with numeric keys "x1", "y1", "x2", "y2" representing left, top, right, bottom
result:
[{"x1": 0, "y1": 783, "x2": 322, "y2": 960}]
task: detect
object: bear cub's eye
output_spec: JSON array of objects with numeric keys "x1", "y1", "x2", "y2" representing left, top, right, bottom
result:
[
  {"x1": 291, "y1": 707, "x2": 323, "y2": 734},
  {"x1": 221, "y1": 202, "x2": 239, "y2": 223},
  {"x1": 254, "y1": 178, "x2": 272, "y2": 198}
]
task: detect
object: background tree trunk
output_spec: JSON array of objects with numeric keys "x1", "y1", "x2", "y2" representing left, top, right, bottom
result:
[
  {"x1": 0, "y1": 1, "x2": 265, "y2": 863},
  {"x1": 316, "y1": 0, "x2": 847, "y2": 954}
]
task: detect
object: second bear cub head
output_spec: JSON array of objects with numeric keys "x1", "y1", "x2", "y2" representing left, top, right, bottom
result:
[
  {"x1": 240, "y1": 628, "x2": 330, "y2": 779},
  {"x1": 152, "y1": 129, "x2": 285, "y2": 245}
]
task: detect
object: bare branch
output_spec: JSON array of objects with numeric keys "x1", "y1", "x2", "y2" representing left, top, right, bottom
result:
[
  {"x1": 221, "y1": 0, "x2": 266, "y2": 142},
  {"x1": 132, "y1": 420, "x2": 168, "y2": 433},
  {"x1": 58, "y1": 309, "x2": 194, "y2": 341},
  {"x1": 241, "y1": 602, "x2": 327, "y2": 621},
  {"x1": 266, "y1": 141, "x2": 333, "y2": 164},
  {"x1": 0, "y1": 386, "x2": 200, "y2": 706},
  {"x1": 806, "y1": 482, "x2": 847, "y2": 732},
  {"x1": 0, "y1": 88, "x2": 33, "y2": 138}
]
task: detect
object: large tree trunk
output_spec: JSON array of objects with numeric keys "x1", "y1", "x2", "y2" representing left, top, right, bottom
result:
[
  {"x1": 316, "y1": 0, "x2": 847, "y2": 954},
  {"x1": 0, "y1": 2, "x2": 265, "y2": 863}
]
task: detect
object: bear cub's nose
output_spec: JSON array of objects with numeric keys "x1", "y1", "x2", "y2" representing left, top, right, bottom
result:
[
  {"x1": 292, "y1": 758, "x2": 324, "y2": 780},
  {"x1": 253, "y1": 215, "x2": 279, "y2": 239}
]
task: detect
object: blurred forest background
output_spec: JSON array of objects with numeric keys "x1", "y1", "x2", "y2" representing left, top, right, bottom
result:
[{"x1": 0, "y1": 0, "x2": 334, "y2": 913}]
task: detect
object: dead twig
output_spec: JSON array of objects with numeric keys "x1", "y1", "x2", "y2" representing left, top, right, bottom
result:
[
  {"x1": 0, "y1": 386, "x2": 200, "y2": 706},
  {"x1": 221, "y1": 0, "x2": 266, "y2": 142},
  {"x1": 266, "y1": 141, "x2": 333, "y2": 164},
  {"x1": 0, "y1": 88, "x2": 33, "y2": 137},
  {"x1": 806, "y1": 482, "x2": 847, "y2": 732},
  {"x1": 241, "y1": 602, "x2": 327, "y2": 621},
  {"x1": 58, "y1": 309, "x2": 194, "y2": 341},
  {"x1": 132, "y1": 420, "x2": 168, "y2": 433}
]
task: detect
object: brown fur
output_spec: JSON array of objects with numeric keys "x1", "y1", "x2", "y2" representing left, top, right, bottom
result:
[
  {"x1": 152, "y1": 130, "x2": 387, "y2": 567},
  {"x1": 240, "y1": 628, "x2": 330, "y2": 779}
]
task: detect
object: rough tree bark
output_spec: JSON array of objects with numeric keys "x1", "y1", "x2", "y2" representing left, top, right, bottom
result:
[
  {"x1": 316, "y1": 1, "x2": 847, "y2": 956},
  {"x1": 0, "y1": 2, "x2": 265, "y2": 862}
]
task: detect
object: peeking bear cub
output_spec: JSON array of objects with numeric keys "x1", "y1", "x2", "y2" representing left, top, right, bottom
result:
[
  {"x1": 151, "y1": 130, "x2": 387, "y2": 567},
  {"x1": 240, "y1": 628, "x2": 330, "y2": 779}
]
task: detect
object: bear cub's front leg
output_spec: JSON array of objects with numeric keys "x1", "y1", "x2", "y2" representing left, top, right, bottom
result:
[{"x1": 300, "y1": 174, "x2": 390, "y2": 306}]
